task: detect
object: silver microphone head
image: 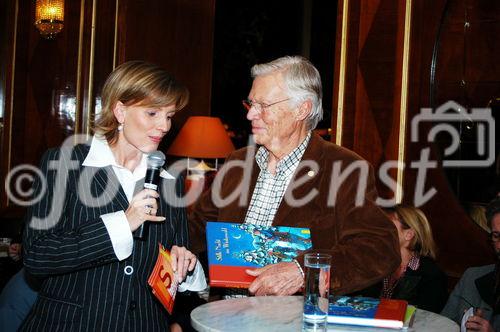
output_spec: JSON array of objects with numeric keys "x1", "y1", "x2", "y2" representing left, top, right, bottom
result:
[{"x1": 147, "y1": 151, "x2": 166, "y2": 168}]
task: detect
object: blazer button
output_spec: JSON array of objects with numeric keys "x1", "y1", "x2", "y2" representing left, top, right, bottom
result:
[
  {"x1": 129, "y1": 300, "x2": 136, "y2": 311},
  {"x1": 124, "y1": 265, "x2": 134, "y2": 275}
]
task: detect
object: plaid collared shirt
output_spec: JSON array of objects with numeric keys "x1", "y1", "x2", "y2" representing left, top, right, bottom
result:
[
  {"x1": 244, "y1": 132, "x2": 312, "y2": 227},
  {"x1": 224, "y1": 132, "x2": 311, "y2": 299}
]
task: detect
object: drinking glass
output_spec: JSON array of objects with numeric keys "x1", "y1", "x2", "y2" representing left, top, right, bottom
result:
[{"x1": 302, "y1": 253, "x2": 331, "y2": 331}]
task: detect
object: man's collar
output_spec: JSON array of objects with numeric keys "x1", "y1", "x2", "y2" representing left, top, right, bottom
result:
[{"x1": 255, "y1": 132, "x2": 312, "y2": 173}]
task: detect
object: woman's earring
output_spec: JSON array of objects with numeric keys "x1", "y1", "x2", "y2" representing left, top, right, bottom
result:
[{"x1": 117, "y1": 123, "x2": 123, "y2": 131}]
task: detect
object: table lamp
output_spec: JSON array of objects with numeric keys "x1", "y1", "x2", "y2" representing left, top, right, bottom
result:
[{"x1": 167, "y1": 116, "x2": 235, "y2": 172}]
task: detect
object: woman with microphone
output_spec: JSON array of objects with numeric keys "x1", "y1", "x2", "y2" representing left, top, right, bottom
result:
[{"x1": 21, "y1": 61, "x2": 205, "y2": 331}]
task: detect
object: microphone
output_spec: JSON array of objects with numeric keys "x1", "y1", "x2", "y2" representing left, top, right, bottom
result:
[{"x1": 134, "y1": 151, "x2": 166, "y2": 240}]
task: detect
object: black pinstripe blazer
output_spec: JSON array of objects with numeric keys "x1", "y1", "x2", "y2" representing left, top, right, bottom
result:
[{"x1": 21, "y1": 143, "x2": 188, "y2": 331}]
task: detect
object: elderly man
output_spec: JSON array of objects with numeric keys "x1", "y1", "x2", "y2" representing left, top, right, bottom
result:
[
  {"x1": 441, "y1": 197, "x2": 500, "y2": 331},
  {"x1": 189, "y1": 55, "x2": 400, "y2": 296}
]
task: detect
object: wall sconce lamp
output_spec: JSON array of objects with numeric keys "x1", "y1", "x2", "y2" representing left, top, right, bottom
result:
[
  {"x1": 35, "y1": 0, "x2": 65, "y2": 39},
  {"x1": 167, "y1": 116, "x2": 235, "y2": 172}
]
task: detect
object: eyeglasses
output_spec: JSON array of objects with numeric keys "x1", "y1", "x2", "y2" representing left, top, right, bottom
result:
[
  {"x1": 242, "y1": 98, "x2": 290, "y2": 113},
  {"x1": 491, "y1": 231, "x2": 500, "y2": 243}
]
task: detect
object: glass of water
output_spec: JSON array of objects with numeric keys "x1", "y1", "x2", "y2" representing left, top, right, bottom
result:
[{"x1": 303, "y1": 253, "x2": 331, "y2": 331}]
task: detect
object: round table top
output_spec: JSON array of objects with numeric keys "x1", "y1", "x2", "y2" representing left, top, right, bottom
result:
[{"x1": 191, "y1": 296, "x2": 459, "y2": 332}]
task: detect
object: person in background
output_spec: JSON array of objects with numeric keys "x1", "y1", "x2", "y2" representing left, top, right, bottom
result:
[
  {"x1": 466, "y1": 203, "x2": 489, "y2": 233},
  {"x1": 0, "y1": 267, "x2": 40, "y2": 332},
  {"x1": 0, "y1": 225, "x2": 41, "y2": 332},
  {"x1": 0, "y1": 228, "x2": 23, "y2": 291},
  {"x1": 7, "y1": 242, "x2": 21, "y2": 263},
  {"x1": 21, "y1": 61, "x2": 205, "y2": 331},
  {"x1": 189, "y1": 55, "x2": 400, "y2": 297},
  {"x1": 365, "y1": 205, "x2": 448, "y2": 313},
  {"x1": 441, "y1": 197, "x2": 500, "y2": 331}
]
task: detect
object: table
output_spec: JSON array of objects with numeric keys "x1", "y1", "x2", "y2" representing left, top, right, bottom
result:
[{"x1": 191, "y1": 296, "x2": 459, "y2": 332}]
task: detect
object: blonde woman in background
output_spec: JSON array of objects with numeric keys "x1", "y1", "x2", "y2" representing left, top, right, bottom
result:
[
  {"x1": 467, "y1": 203, "x2": 490, "y2": 233},
  {"x1": 360, "y1": 204, "x2": 448, "y2": 313}
]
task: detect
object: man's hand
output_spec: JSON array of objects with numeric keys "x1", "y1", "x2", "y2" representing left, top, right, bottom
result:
[
  {"x1": 466, "y1": 309, "x2": 494, "y2": 332},
  {"x1": 246, "y1": 262, "x2": 304, "y2": 296}
]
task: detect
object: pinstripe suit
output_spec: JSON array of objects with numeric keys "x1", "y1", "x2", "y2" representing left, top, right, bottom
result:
[{"x1": 21, "y1": 143, "x2": 188, "y2": 331}]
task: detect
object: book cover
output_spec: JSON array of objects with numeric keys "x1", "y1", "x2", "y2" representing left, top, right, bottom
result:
[
  {"x1": 327, "y1": 296, "x2": 407, "y2": 329},
  {"x1": 206, "y1": 222, "x2": 312, "y2": 288},
  {"x1": 403, "y1": 305, "x2": 416, "y2": 328},
  {"x1": 147, "y1": 243, "x2": 178, "y2": 314}
]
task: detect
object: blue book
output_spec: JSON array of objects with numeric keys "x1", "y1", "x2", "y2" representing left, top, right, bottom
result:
[
  {"x1": 328, "y1": 296, "x2": 407, "y2": 329},
  {"x1": 206, "y1": 221, "x2": 312, "y2": 288}
]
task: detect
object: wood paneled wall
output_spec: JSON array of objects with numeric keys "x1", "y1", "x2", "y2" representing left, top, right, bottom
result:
[
  {"x1": 0, "y1": 0, "x2": 215, "y2": 217},
  {"x1": 405, "y1": 0, "x2": 498, "y2": 277},
  {"x1": 117, "y1": 0, "x2": 215, "y2": 126},
  {"x1": 332, "y1": 0, "x2": 407, "y2": 199},
  {"x1": 332, "y1": 0, "x2": 497, "y2": 278}
]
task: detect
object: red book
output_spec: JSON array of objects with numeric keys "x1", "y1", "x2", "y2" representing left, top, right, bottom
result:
[
  {"x1": 327, "y1": 296, "x2": 408, "y2": 329},
  {"x1": 147, "y1": 243, "x2": 178, "y2": 314},
  {"x1": 206, "y1": 222, "x2": 312, "y2": 288}
]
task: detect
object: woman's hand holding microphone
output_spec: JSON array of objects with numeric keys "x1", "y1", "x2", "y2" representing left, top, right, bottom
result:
[
  {"x1": 124, "y1": 188, "x2": 198, "y2": 283},
  {"x1": 125, "y1": 188, "x2": 166, "y2": 232}
]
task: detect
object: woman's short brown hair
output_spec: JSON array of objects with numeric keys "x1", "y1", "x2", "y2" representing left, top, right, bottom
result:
[
  {"x1": 94, "y1": 60, "x2": 189, "y2": 145},
  {"x1": 385, "y1": 204, "x2": 438, "y2": 259}
]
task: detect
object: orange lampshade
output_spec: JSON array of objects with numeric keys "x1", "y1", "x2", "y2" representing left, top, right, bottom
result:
[{"x1": 167, "y1": 116, "x2": 235, "y2": 159}]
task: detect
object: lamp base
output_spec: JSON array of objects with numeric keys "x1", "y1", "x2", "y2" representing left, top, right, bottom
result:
[{"x1": 188, "y1": 160, "x2": 216, "y2": 172}]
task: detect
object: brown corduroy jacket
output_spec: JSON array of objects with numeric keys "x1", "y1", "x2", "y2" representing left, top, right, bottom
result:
[{"x1": 189, "y1": 133, "x2": 401, "y2": 294}]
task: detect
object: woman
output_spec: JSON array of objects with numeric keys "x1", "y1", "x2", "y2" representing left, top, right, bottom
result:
[
  {"x1": 21, "y1": 61, "x2": 205, "y2": 331},
  {"x1": 380, "y1": 205, "x2": 448, "y2": 312},
  {"x1": 361, "y1": 204, "x2": 448, "y2": 312}
]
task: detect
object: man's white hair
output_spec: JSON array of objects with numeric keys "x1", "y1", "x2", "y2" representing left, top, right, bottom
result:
[{"x1": 251, "y1": 56, "x2": 323, "y2": 130}]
